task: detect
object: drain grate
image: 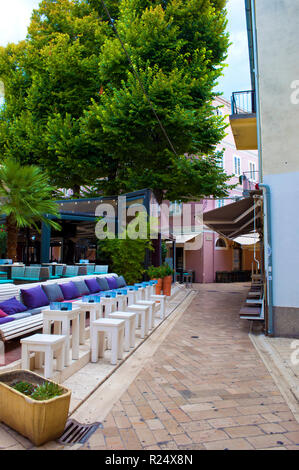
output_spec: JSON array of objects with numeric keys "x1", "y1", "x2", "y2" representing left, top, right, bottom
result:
[{"x1": 58, "y1": 419, "x2": 102, "y2": 445}]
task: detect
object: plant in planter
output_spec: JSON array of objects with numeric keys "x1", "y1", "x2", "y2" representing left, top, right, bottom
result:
[
  {"x1": 0, "y1": 370, "x2": 71, "y2": 446},
  {"x1": 161, "y1": 264, "x2": 174, "y2": 296},
  {"x1": 147, "y1": 266, "x2": 163, "y2": 295}
]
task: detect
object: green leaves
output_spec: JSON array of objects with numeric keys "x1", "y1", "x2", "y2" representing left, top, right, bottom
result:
[{"x1": 0, "y1": 159, "x2": 60, "y2": 231}]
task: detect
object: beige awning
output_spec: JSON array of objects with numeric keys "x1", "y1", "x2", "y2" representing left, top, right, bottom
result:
[
  {"x1": 233, "y1": 234, "x2": 260, "y2": 246},
  {"x1": 203, "y1": 197, "x2": 262, "y2": 240}
]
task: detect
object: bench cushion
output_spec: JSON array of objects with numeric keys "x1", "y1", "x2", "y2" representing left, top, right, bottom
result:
[
  {"x1": 0, "y1": 309, "x2": 8, "y2": 318},
  {"x1": 96, "y1": 277, "x2": 109, "y2": 291},
  {"x1": 0, "y1": 297, "x2": 27, "y2": 315},
  {"x1": 85, "y1": 278, "x2": 101, "y2": 294},
  {"x1": 0, "y1": 317, "x2": 15, "y2": 325},
  {"x1": 59, "y1": 281, "x2": 80, "y2": 300},
  {"x1": 21, "y1": 286, "x2": 49, "y2": 309},
  {"x1": 42, "y1": 283, "x2": 64, "y2": 302},
  {"x1": 106, "y1": 277, "x2": 118, "y2": 290},
  {"x1": 11, "y1": 312, "x2": 32, "y2": 320},
  {"x1": 72, "y1": 280, "x2": 90, "y2": 296},
  {"x1": 116, "y1": 276, "x2": 126, "y2": 288}
]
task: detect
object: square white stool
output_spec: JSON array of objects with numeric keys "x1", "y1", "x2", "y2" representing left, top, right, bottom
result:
[
  {"x1": 127, "y1": 304, "x2": 150, "y2": 339},
  {"x1": 136, "y1": 300, "x2": 156, "y2": 329},
  {"x1": 73, "y1": 301, "x2": 103, "y2": 343},
  {"x1": 108, "y1": 311, "x2": 136, "y2": 351},
  {"x1": 135, "y1": 287, "x2": 146, "y2": 301},
  {"x1": 91, "y1": 318, "x2": 125, "y2": 365},
  {"x1": 100, "y1": 297, "x2": 117, "y2": 316},
  {"x1": 21, "y1": 334, "x2": 66, "y2": 379},
  {"x1": 116, "y1": 294, "x2": 127, "y2": 312},
  {"x1": 127, "y1": 289, "x2": 136, "y2": 305},
  {"x1": 43, "y1": 307, "x2": 80, "y2": 366},
  {"x1": 151, "y1": 294, "x2": 166, "y2": 319}
]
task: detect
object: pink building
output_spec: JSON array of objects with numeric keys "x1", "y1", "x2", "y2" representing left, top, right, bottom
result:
[{"x1": 165, "y1": 96, "x2": 260, "y2": 283}]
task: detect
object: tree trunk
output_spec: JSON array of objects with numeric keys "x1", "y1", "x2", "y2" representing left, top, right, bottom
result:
[
  {"x1": 6, "y1": 215, "x2": 19, "y2": 262},
  {"x1": 72, "y1": 184, "x2": 80, "y2": 198}
]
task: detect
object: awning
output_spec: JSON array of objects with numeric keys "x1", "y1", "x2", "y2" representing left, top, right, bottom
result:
[
  {"x1": 233, "y1": 233, "x2": 260, "y2": 246},
  {"x1": 203, "y1": 196, "x2": 262, "y2": 239}
]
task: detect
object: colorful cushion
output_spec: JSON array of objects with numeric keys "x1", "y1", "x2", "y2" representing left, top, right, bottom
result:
[
  {"x1": 21, "y1": 286, "x2": 49, "y2": 310},
  {"x1": 59, "y1": 282, "x2": 80, "y2": 300},
  {"x1": 42, "y1": 283, "x2": 64, "y2": 302},
  {"x1": 0, "y1": 316, "x2": 15, "y2": 325},
  {"x1": 96, "y1": 277, "x2": 109, "y2": 291},
  {"x1": 0, "y1": 308, "x2": 8, "y2": 318},
  {"x1": 85, "y1": 278, "x2": 101, "y2": 294},
  {"x1": 106, "y1": 277, "x2": 118, "y2": 290},
  {"x1": 0, "y1": 297, "x2": 27, "y2": 315},
  {"x1": 115, "y1": 276, "x2": 126, "y2": 288},
  {"x1": 73, "y1": 280, "x2": 90, "y2": 296}
]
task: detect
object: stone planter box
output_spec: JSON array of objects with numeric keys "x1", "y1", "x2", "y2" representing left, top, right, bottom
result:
[{"x1": 0, "y1": 369, "x2": 71, "y2": 446}]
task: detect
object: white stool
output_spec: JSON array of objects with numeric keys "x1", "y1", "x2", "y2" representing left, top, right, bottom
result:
[
  {"x1": 73, "y1": 301, "x2": 102, "y2": 343},
  {"x1": 108, "y1": 311, "x2": 136, "y2": 351},
  {"x1": 151, "y1": 294, "x2": 166, "y2": 319},
  {"x1": 135, "y1": 287, "x2": 145, "y2": 301},
  {"x1": 127, "y1": 304, "x2": 150, "y2": 339},
  {"x1": 127, "y1": 289, "x2": 136, "y2": 305},
  {"x1": 143, "y1": 286, "x2": 151, "y2": 300},
  {"x1": 100, "y1": 297, "x2": 117, "y2": 316},
  {"x1": 116, "y1": 294, "x2": 127, "y2": 312},
  {"x1": 91, "y1": 318, "x2": 125, "y2": 365},
  {"x1": 21, "y1": 334, "x2": 66, "y2": 379},
  {"x1": 136, "y1": 300, "x2": 156, "y2": 329},
  {"x1": 43, "y1": 307, "x2": 80, "y2": 366}
]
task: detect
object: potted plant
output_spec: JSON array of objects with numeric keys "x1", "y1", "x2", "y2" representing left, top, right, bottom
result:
[
  {"x1": 162, "y1": 264, "x2": 174, "y2": 296},
  {"x1": 0, "y1": 370, "x2": 71, "y2": 446},
  {"x1": 147, "y1": 266, "x2": 163, "y2": 295}
]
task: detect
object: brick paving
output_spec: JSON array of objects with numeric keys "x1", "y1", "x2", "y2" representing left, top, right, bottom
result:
[{"x1": 79, "y1": 284, "x2": 299, "y2": 451}]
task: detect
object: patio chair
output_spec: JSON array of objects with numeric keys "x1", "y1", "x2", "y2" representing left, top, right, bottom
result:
[
  {"x1": 94, "y1": 265, "x2": 108, "y2": 275},
  {"x1": 63, "y1": 265, "x2": 79, "y2": 277},
  {"x1": 183, "y1": 270, "x2": 193, "y2": 288},
  {"x1": 86, "y1": 265, "x2": 95, "y2": 275}
]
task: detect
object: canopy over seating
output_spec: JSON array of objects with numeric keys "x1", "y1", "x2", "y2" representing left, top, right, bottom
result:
[{"x1": 203, "y1": 194, "x2": 262, "y2": 240}]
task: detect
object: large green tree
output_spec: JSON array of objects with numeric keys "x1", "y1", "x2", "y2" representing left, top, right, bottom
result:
[{"x1": 0, "y1": 0, "x2": 231, "y2": 203}]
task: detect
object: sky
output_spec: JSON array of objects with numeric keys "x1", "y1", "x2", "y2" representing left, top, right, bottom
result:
[{"x1": 0, "y1": 0, "x2": 251, "y2": 100}]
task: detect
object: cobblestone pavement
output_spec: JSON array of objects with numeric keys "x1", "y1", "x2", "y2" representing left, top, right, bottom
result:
[
  {"x1": 1, "y1": 283, "x2": 299, "y2": 451},
  {"x1": 79, "y1": 284, "x2": 299, "y2": 451}
]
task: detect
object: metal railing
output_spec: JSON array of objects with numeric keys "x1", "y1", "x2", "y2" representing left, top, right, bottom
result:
[
  {"x1": 231, "y1": 90, "x2": 256, "y2": 115},
  {"x1": 241, "y1": 171, "x2": 259, "y2": 194}
]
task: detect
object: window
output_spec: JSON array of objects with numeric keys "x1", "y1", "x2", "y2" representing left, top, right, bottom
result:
[
  {"x1": 215, "y1": 238, "x2": 228, "y2": 250},
  {"x1": 216, "y1": 199, "x2": 225, "y2": 208},
  {"x1": 169, "y1": 201, "x2": 182, "y2": 215},
  {"x1": 249, "y1": 162, "x2": 256, "y2": 180},
  {"x1": 234, "y1": 156, "x2": 241, "y2": 176}
]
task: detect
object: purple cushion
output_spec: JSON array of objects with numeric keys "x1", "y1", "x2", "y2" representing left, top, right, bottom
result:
[
  {"x1": 0, "y1": 316, "x2": 15, "y2": 325},
  {"x1": 59, "y1": 282, "x2": 80, "y2": 300},
  {"x1": 0, "y1": 297, "x2": 27, "y2": 315},
  {"x1": 85, "y1": 278, "x2": 101, "y2": 294},
  {"x1": 21, "y1": 286, "x2": 49, "y2": 310},
  {"x1": 106, "y1": 277, "x2": 118, "y2": 290}
]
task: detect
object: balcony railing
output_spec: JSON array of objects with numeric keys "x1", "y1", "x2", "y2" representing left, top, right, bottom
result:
[{"x1": 231, "y1": 90, "x2": 256, "y2": 115}]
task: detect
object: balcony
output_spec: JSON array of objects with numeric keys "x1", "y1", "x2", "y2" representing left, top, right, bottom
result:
[{"x1": 230, "y1": 90, "x2": 258, "y2": 150}]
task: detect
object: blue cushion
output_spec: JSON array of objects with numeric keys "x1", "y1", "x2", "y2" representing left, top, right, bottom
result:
[
  {"x1": 59, "y1": 281, "x2": 80, "y2": 300},
  {"x1": 0, "y1": 317, "x2": 15, "y2": 325},
  {"x1": 116, "y1": 276, "x2": 126, "y2": 288},
  {"x1": 106, "y1": 277, "x2": 118, "y2": 290},
  {"x1": 42, "y1": 283, "x2": 64, "y2": 302},
  {"x1": 85, "y1": 278, "x2": 101, "y2": 294},
  {"x1": 11, "y1": 312, "x2": 32, "y2": 320},
  {"x1": 21, "y1": 286, "x2": 49, "y2": 310},
  {"x1": 96, "y1": 277, "x2": 110, "y2": 291},
  {"x1": 0, "y1": 297, "x2": 27, "y2": 315},
  {"x1": 73, "y1": 280, "x2": 90, "y2": 296}
]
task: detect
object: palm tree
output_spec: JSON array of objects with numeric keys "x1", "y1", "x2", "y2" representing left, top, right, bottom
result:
[{"x1": 0, "y1": 159, "x2": 61, "y2": 261}]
